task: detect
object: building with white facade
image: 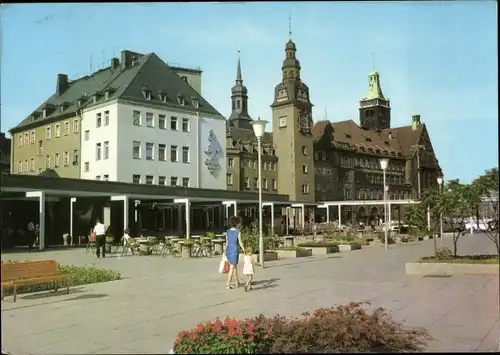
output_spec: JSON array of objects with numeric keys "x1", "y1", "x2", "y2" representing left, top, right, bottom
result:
[{"x1": 79, "y1": 50, "x2": 227, "y2": 190}]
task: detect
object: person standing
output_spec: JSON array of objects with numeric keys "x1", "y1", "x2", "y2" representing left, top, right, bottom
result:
[
  {"x1": 225, "y1": 216, "x2": 245, "y2": 290},
  {"x1": 93, "y1": 219, "x2": 106, "y2": 258}
]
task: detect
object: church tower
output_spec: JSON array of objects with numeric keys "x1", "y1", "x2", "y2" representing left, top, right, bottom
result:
[
  {"x1": 228, "y1": 52, "x2": 253, "y2": 130},
  {"x1": 359, "y1": 71, "x2": 391, "y2": 131},
  {"x1": 271, "y1": 21, "x2": 315, "y2": 202}
]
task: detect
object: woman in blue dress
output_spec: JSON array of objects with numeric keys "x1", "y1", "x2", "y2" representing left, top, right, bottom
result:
[{"x1": 225, "y1": 216, "x2": 245, "y2": 289}]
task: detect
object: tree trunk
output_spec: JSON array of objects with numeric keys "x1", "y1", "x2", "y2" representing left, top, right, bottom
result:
[{"x1": 453, "y1": 233, "x2": 459, "y2": 256}]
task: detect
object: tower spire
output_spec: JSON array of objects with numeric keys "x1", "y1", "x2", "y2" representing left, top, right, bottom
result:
[
  {"x1": 288, "y1": 13, "x2": 292, "y2": 38},
  {"x1": 236, "y1": 49, "x2": 242, "y2": 82}
]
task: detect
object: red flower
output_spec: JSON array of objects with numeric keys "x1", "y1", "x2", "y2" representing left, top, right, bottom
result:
[{"x1": 214, "y1": 318, "x2": 223, "y2": 332}]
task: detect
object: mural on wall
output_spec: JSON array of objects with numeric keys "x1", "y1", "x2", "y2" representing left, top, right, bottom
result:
[{"x1": 204, "y1": 129, "x2": 223, "y2": 178}]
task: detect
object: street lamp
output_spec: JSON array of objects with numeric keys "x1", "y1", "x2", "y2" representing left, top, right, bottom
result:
[
  {"x1": 379, "y1": 158, "x2": 389, "y2": 250},
  {"x1": 437, "y1": 176, "x2": 444, "y2": 244},
  {"x1": 252, "y1": 118, "x2": 268, "y2": 268}
]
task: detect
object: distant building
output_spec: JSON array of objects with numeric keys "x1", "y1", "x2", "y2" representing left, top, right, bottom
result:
[
  {"x1": 225, "y1": 34, "x2": 442, "y2": 223},
  {"x1": 0, "y1": 132, "x2": 11, "y2": 173},
  {"x1": 9, "y1": 50, "x2": 226, "y2": 190}
]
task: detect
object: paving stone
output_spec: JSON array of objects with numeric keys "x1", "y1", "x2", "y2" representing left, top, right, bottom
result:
[{"x1": 1, "y1": 234, "x2": 498, "y2": 354}]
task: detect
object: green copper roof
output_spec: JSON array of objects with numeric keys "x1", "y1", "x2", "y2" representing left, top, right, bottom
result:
[{"x1": 363, "y1": 71, "x2": 386, "y2": 101}]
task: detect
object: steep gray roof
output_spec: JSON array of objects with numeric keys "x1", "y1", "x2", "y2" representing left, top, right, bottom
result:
[{"x1": 11, "y1": 51, "x2": 223, "y2": 133}]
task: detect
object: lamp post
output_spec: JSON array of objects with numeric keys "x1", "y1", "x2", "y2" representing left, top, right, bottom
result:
[
  {"x1": 437, "y1": 176, "x2": 444, "y2": 244},
  {"x1": 252, "y1": 118, "x2": 268, "y2": 268},
  {"x1": 379, "y1": 158, "x2": 389, "y2": 250}
]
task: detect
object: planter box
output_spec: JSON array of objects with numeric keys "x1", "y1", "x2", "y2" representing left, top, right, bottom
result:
[
  {"x1": 255, "y1": 251, "x2": 279, "y2": 262},
  {"x1": 309, "y1": 246, "x2": 339, "y2": 255},
  {"x1": 405, "y1": 262, "x2": 500, "y2": 275},
  {"x1": 278, "y1": 249, "x2": 313, "y2": 259},
  {"x1": 338, "y1": 243, "x2": 362, "y2": 252},
  {"x1": 181, "y1": 245, "x2": 192, "y2": 258}
]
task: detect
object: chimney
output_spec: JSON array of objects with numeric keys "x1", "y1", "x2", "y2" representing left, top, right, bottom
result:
[
  {"x1": 412, "y1": 114, "x2": 421, "y2": 131},
  {"x1": 121, "y1": 50, "x2": 133, "y2": 71},
  {"x1": 56, "y1": 74, "x2": 69, "y2": 96},
  {"x1": 111, "y1": 57, "x2": 120, "y2": 70}
]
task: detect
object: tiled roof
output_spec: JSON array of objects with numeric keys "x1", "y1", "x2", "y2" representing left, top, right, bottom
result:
[
  {"x1": 227, "y1": 127, "x2": 273, "y2": 145},
  {"x1": 11, "y1": 51, "x2": 222, "y2": 132},
  {"x1": 312, "y1": 119, "x2": 425, "y2": 158}
]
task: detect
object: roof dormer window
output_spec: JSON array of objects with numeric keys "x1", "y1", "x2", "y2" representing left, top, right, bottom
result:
[
  {"x1": 345, "y1": 134, "x2": 352, "y2": 139},
  {"x1": 141, "y1": 86, "x2": 152, "y2": 100},
  {"x1": 365, "y1": 137, "x2": 372, "y2": 142},
  {"x1": 42, "y1": 109, "x2": 48, "y2": 119},
  {"x1": 177, "y1": 95, "x2": 186, "y2": 106},
  {"x1": 192, "y1": 99, "x2": 199, "y2": 108},
  {"x1": 158, "y1": 92, "x2": 168, "y2": 103}
]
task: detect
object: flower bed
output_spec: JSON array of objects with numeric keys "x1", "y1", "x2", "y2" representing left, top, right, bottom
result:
[
  {"x1": 277, "y1": 246, "x2": 312, "y2": 258},
  {"x1": 335, "y1": 241, "x2": 362, "y2": 251},
  {"x1": 1, "y1": 260, "x2": 121, "y2": 295},
  {"x1": 420, "y1": 255, "x2": 499, "y2": 264},
  {"x1": 296, "y1": 241, "x2": 339, "y2": 255},
  {"x1": 171, "y1": 302, "x2": 431, "y2": 354}
]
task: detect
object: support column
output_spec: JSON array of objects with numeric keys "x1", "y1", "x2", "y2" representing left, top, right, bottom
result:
[
  {"x1": 338, "y1": 205, "x2": 342, "y2": 225},
  {"x1": 70, "y1": 198, "x2": 76, "y2": 245},
  {"x1": 111, "y1": 195, "x2": 130, "y2": 235},
  {"x1": 270, "y1": 204, "x2": 275, "y2": 233},
  {"x1": 233, "y1": 201, "x2": 238, "y2": 217},
  {"x1": 326, "y1": 205, "x2": 330, "y2": 223},
  {"x1": 134, "y1": 200, "x2": 141, "y2": 223},
  {"x1": 301, "y1": 205, "x2": 305, "y2": 234},
  {"x1": 185, "y1": 200, "x2": 191, "y2": 238},
  {"x1": 27, "y1": 191, "x2": 45, "y2": 251}
]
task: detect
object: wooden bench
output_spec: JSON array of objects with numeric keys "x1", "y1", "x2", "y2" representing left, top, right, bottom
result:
[{"x1": 1, "y1": 260, "x2": 70, "y2": 302}]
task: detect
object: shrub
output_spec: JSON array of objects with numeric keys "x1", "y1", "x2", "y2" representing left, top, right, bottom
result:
[
  {"x1": 1, "y1": 261, "x2": 121, "y2": 295},
  {"x1": 173, "y1": 317, "x2": 273, "y2": 354},
  {"x1": 297, "y1": 241, "x2": 338, "y2": 248},
  {"x1": 173, "y1": 302, "x2": 431, "y2": 354},
  {"x1": 434, "y1": 247, "x2": 453, "y2": 260},
  {"x1": 252, "y1": 302, "x2": 431, "y2": 353},
  {"x1": 241, "y1": 222, "x2": 280, "y2": 253}
]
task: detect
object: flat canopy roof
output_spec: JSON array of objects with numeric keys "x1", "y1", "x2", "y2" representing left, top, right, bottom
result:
[{"x1": 0, "y1": 173, "x2": 290, "y2": 203}]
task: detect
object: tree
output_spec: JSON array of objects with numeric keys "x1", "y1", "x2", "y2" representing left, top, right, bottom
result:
[
  {"x1": 471, "y1": 168, "x2": 499, "y2": 255},
  {"x1": 425, "y1": 179, "x2": 476, "y2": 256},
  {"x1": 404, "y1": 204, "x2": 426, "y2": 234}
]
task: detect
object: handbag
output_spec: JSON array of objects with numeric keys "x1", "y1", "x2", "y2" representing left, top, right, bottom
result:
[{"x1": 218, "y1": 254, "x2": 229, "y2": 274}]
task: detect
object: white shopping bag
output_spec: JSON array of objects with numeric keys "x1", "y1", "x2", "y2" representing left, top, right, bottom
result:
[{"x1": 218, "y1": 253, "x2": 228, "y2": 274}]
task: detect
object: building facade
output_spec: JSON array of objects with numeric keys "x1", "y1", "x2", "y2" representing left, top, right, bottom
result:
[
  {"x1": 9, "y1": 50, "x2": 227, "y2": 190},
  {"x1": 225, "y1": 35, "x2": 442, "y2": 224},
  {"x1": 0, "y1": 132, "x2": 11, "y2": 173}
]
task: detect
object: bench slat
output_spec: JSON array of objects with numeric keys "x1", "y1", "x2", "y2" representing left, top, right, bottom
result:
[{"x1": 2, "y1": 260, "x2": 60, "y2": 282}]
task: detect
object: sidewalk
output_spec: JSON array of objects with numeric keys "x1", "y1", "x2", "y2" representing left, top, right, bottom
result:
[{"x1": 1, "y1": 234, "x2": 498, "y2": 354}]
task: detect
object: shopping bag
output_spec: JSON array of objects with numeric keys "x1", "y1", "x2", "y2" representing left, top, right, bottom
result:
[{"x1": 219, "y1": 254, "x2": 229, "y2": 274}]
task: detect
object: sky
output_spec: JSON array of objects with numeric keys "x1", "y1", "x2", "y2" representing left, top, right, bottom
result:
[{"x1": 1, "y1": 2, "x2": 497, "y2": 183}]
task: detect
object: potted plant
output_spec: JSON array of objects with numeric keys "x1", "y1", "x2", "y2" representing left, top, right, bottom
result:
[
  {"x1": 241, "y1": 222, "x2": 280, "y2": 262},
  {"x1": 181, "y1": 240, "x2": 194, "y2": 258}
]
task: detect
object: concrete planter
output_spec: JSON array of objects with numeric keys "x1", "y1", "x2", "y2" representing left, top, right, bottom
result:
[
  {"x1": 309, "y1": 245, "x2": 339, "y2": 255},
  {"x1": 278, "y1": 248, "x2": 313, "y2": 259},
  {"x1": 255, "y1": 251, "x2": 279, "y2": 262},
  {"x1": 181, "y1": 245, "x2": 192, "y2": 258},
  {"x1": 405, "y1": 262, "x2": 500, "y2": 275},
  {"x1": 284, "y1": 236, "x2": 295, "y2": 248},
  {"x1": 338, "y1": 243, "x2": 362, "y2": 252}
]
